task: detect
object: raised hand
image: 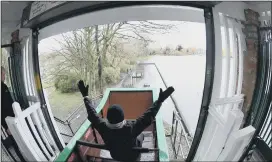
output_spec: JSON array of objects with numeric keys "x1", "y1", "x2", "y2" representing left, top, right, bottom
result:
[
  {"x1": 158, "y1": 87, "x2": 175, "y2": 103},
  {"x1": 77, "y1": 80, "x2": 89, "y2": 97}
]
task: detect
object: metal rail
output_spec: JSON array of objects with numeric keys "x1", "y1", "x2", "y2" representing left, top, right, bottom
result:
[
  {"x1": 167, "y1": 111, "x2": 192, "y2": 159},
  {"x1": 76, "y1": 140, "x2": 159, "y2": 152},
  {"x1": 138, "y1": 62, "x2": 191, "y2": 136},
  {"x1": 53, "y1": 94, "x2": 103, "y2": 142},
  {"x1": 66, "y1": 94, "x2": 103, "y2": 122}
]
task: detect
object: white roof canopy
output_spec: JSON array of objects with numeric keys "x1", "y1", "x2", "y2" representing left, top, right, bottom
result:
[
  {"x1": 39, "y1": 5, "x2": 205, "y2": 41},
  {"x1": 1, "y1": 1, "x2": 270, "y2": 44}
]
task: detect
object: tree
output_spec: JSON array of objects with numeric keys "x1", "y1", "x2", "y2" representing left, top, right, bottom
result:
[
  {"x1": 176, "y1": 44, "x2": 183, "y2": 51},
  {"x1": 163, "y1": 46, "x2": 171, "y2": 55},
  {"x1": 95, "y1": 25, "x2": 102, "y2": 95},
  {"x1": 150, "y1": 50, "x2": 156, "y2": 55},
  {"x1": 44, "y1": 21, "x2": 176, "y2": 96},
  {"x1": 1, "y1": 48, "x2": 11, "y2": 86}
]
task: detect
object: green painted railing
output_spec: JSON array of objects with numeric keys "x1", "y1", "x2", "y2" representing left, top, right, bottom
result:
[{"x1": 54, "y1": 88, "x2": 169, "y2": 161}]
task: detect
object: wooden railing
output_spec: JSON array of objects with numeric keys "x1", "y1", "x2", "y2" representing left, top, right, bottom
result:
[{"x1": 5, "y1": 102, "x2": 61, "y2": 161}]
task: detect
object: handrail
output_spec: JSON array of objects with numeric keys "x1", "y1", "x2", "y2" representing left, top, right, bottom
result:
[
  {"x1": 168, "y1": 111, "x2": 191, "y2": 159},
  {"x1": 54, "y1": 116, "x2": 68, "y2": 125},
  {"x1": 66, "y1": 94, "x2": 103, "y2": 122},
  {"x1": 121, "y1": 72, "x2": 133, "y2": 87},
  {"x1": 54, "y1": 94, "x2": 103, "y2": 124},
  {"x1": 138, "y1": 62, "x2": 191, "y2": 136},
  {"x1": 60, "y1": 133, "x2": 74, "y2": 137},
  {"x1": 76, "y1": 140, "x2": 159, "y2": 152},
  {"x1": 53, "y1": 94, "x2": 104, "y2": 138},
  {"x1": 65, "y1": 103, "x2": 84, "y2": 122}
]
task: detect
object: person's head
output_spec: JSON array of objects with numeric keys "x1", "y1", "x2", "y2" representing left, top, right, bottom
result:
[
  {"x1": 107, "y1": 104, "x2": 125, "y2": 128},
  {"x1": 1, "y1": 66, "x2": 5, "y2": 82}
]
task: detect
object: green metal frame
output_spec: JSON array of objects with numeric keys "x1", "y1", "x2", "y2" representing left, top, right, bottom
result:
[{"x1": 54, "y1": 88, "x2": 169, "y2": 161}]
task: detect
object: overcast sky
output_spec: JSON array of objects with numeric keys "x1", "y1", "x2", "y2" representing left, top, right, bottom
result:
[{"x1": 38, "y1": 21, "x2": 206, "y2": 54}]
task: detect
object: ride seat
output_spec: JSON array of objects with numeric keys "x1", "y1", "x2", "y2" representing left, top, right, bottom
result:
[{"x1": 99, "y1": 131, "x2": 156, "y2": 161}]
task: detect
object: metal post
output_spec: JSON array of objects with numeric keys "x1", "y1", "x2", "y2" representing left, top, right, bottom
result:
[
  {"x1": 173, "y1": 120, "x2": 178, "y2": 159},
  {"x1": 92, "y1": 126, "x2": 98, "y2": 143},
  {"x1": 75, "y1": 143, "x2": 84, "y2": 162},
  {"x1": 170, "y1": 112, "x2": 175, "y2": 136},
  {"x1": 68, "y1": 122, "x2": 74, "y2": 135},
  {"x1": 187, "y1": 7, "x2": 215, "y2": 161},
  {"x1": 32, "y1": 29, "x2": 64, "y2": 151},
  {"x1": 100, "y1": 110, "x2": 104, "y2": 118}
]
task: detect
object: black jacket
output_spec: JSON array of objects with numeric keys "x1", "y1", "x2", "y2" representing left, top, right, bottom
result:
[
  {"x1": 1, "y1": 82, "x2": 14, "y2": 130},
  {"x1": 83, "y1": 97, "x2": 162, "y2": 161}
]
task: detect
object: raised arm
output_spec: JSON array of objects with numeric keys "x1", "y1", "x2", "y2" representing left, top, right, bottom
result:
[
  {"x1": 132, "y1": 87, "x2": 175, "y2": 137},
  {"x1": 78, "y1": 80, "x2": 105, "y2": 131},
  {"x1": 83, "y1": 97, "x2": 105, "y2": 128}
]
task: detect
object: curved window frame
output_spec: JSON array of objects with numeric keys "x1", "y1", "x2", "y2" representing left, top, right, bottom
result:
[{"x1": 27, "y1": 2, "x2": 215, "y2": 161}]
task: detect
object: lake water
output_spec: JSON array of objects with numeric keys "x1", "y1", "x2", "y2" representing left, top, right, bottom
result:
[{"x1": 135, "y1": 55, "x2": 206, "y2": 136}]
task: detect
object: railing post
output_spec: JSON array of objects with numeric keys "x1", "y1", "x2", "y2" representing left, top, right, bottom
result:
[
  {"x1": 170, "y1": 112, "x2": 175, "y2": 136},
  {"x1": 92, "y1": 126, "x2": 98, "y2": 144},
  {"x1": 75, "y1": 142, "x2": 84, "y2": 162},
  {"x1": 67, "y1": 122, "x2": 74, "y2": 135}
]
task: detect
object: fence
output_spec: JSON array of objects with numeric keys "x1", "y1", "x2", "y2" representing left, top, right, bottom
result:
[
  {"x1": 135, "y1": 62, "x2": 193, "y2": 160},
  {"x1": 137, "y1": 62, "x2": 191, "y2": 135},
  {"x1": 167, "y1": 111, "x2": 192, "y2": 160},
  {"x1": 53, "y1": 94, "x2": 103, "y2": 144},
  {"x1": 5, "y1": 102, "x2": 61, "y2": 161}
]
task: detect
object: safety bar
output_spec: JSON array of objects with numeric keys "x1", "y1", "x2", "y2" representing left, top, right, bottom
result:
[{"x1": 76, "y1": 140, "x2": 159, "y2": 153}]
